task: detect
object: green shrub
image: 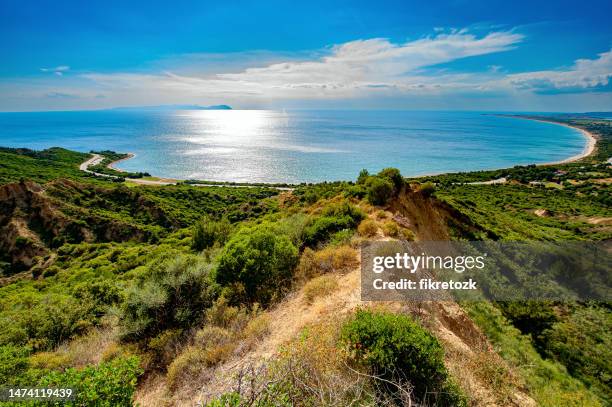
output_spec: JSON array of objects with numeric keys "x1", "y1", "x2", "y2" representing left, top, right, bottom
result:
[
  {"x1": 215, "y1": 226, "x2": 299, "y2": 305},
  {"x1": 419, "y1": 181, "x2": 436, "y2": 197},
  {"x1": 192, "y1": 216, "x2": 232, "y2": 251},
  {"x1": 0, "y1": 345, "x2": 30, "y2": 385},
  {"x1": 302, "y1": 201, "x2": 364, "y2": 247},
  {"x1": 542, "y1": 306, "x2": 612, "y2": 403},
  {"x1": 341, "y1": 309, "x2": 466, "y2": 406},
  {"x1": 38, "y1": 356, "x2": 142, "y2": 406},
  {"x1": 357, "y1": 169, "x2": 370, "y2": 185},
  {"x1": 120, "y1": 255, "x2": 215, "y2": 341},
  {"x1": 365, "y1": 176, "x2": 394, "y2": 206},
  {"x1": 377, "y1": 168, "x2": 404, "y2": 192}
]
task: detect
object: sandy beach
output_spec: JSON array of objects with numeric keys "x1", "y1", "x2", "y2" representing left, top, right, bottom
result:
[
  {"x1": 107, "y1": 153, "x2": 135, "y2": 172},
  {"x1": 507, "y1": 116, "x2": 598, "y2": 165}
]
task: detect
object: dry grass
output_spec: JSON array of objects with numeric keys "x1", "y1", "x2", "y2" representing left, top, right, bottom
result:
[
  {"x1": 376, "y1": 210, "x2": 389, "y2": 220},
  {"x1": 29, "y1": 352, "x2": 71, "y2": 370},
  {"x1": 53, "y1": 321, "x2": 121, "y2": 368},
  {"x1": 357, "y1": 219, "x2": 378, "y2": 237},
  {"x1": 381, "y1": 220, "x2": 400, "y2": 237},
  {"x1": 303, "y1": 275, "x2": 339, "y2": 304},
  {"x1": 242, "y1": 313, "x2": 270, "y2": 341},
  {"x1": 295, "y1": 245, "x2": 358, "y2": 282}
]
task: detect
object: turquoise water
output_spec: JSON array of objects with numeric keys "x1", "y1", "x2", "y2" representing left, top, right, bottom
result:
[{"x1": 0, "y1": 110, "x2": 586, "y2": 183}]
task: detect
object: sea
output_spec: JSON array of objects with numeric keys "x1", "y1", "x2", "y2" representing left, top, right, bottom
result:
[{"x1": 0, "y1": 110, "x2": 587, "y2": 183}]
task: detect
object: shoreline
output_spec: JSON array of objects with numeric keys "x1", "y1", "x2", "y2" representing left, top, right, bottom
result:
[
  {"x1": 107, "y1": 152, "x2": 135, "y2": 172},
  {"x1": 90, "y1": 117, "x2": 601, "y2": 185},
  {"x1": 503, "y1": 116, "x2": 597, "y2": 165}
]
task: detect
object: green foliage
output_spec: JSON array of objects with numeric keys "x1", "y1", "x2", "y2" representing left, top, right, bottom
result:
[
  {"x1": 497, "y1": 301, "x2": 559, "y2": 349},
  {"x1": 192, "y1": 216, "x2": 232, "y2": 251},
  {"x1": 419, "y1": 181, "x2": 436, "y2": 197},
  {"x1": 360, "y1": 168, "x2": 404, "y2": 205},
  {"x1": 357, "y1": 168, "x2": 370, "y2": 185},
  {"x1": 377, "y1": 167, "x2": 404, "y2": 192},
  {"x1": 215, "y1": 225, "x2": 299, "y2": 305},
  {"x1": 465, "y1": 301, "x2": 603, "y2": 406},
  {"x1": 38, "y1": 356, "x2": 142, "y2": 406},
  {"x1": 292, "y1": 181, "x2": 354, "y2": 204},
  {"x1": 137, "y1": 184, "x2": 279, "y2": 225},
  {"x1": 542, "y1": 306, "x2": 612, "y2": 403},
  {"x1": 121, "y1": 255, "x2": 215, "y2": 341},
  {"x1": 302, "y1": 200, "x2": 364, "y2": 247},
  {"x1": 0, "y1": 147, "x2": 90, "y2": 185},
  {"x1": 341, "y1": 309, "x2": 466, "y2": 406},
  {"x1": 365, "y1": 176, "x2": 394, "y2": 205},
  {"x1": 0, "y1": 345, "x2": 30, "y2": 385},
  {"x1": 436, "y1": 184, "x2": 612, "y2": 240}
]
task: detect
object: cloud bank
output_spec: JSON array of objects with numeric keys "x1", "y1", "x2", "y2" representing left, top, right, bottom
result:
[{"x1": 3, "y1": 28, "x2": 611, "y2": 110}]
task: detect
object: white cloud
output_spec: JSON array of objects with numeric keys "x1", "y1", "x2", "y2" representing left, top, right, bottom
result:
[
  {"x1": 83, "y1": 30, "x2": 524, "y2": 100},
  {"x1": 217, "y1": 31, "x2": 524, "y2": 88},
  {"x1": 506, "y1": 50, "x2": 612, "y2": 91},
  {"x1": 40, "y1": 65, "x2": 70, "y2": 76},
  {"x1": 15, "y1": 30, "x2": 611, "y2": 110}
]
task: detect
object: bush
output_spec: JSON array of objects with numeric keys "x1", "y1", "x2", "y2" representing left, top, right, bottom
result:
[
  {"x1": 192, "y1": 216, "x2": 232, "y2": 251},
  {"x1": 419, "y1": 181, "x2": 436, "y2": 197},
  {"x1": 357, "y1": 169, "x2": 370, "y2": 185},
  {"x1": 365, "y1": 176, "x2": 394, "y2": 206},
  {"x1": 303, "y1": 275, "x2": 338, "y2": 304},
  {"x1": 295, "y1": 246, "x2": 358, "y2": 282},
  {"x1": 358, "y1": 219, "x2": 378, "y2": 237},
  {"x1": 378, "y1": 168, "x2": 404, "y2": 192},
  {"x1": 215, "y1": 226, "x2": 299, "y2": 305},
  {"x1": 380, "y1": 220, "x2": 414, "y2": 240},
  {"x1": 381, "y1": 220, "x2": 399, "y2": 237},
  {"x1": 542, "y1": 306, "x2": 612, "y2": 402},
  {"x1": 341, "y1": 309, "x2": 466, "y2": 406},
  {"x1": 121, "y1": 255, "x2": 215, "y2": 341},
  {"x1": 302, "y1": 201, "x2": 365, "y2": 247},
  {"x1": 166, "y1": 344, "x2": 234, "y2": 390},
  {"x1": 0, "y1": 345, "x2": 30, "y2": 385},
  {"x1": 38, "y1": 356, "x2": 143, "y2": 406}
]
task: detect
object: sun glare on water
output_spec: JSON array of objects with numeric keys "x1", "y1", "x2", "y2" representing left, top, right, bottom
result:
[{"x1": 181, "y1": 109, "x2": 283, "y2": 147}]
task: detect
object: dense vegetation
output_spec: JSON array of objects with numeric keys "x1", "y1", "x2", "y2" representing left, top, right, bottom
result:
[
  {"x1": 426, "y1": 116, "x2": 612, "y2": 404},
  {"x1": 0, "y1": 115, "x2": 609, "y2": 406},
  {"x1": 0, "y1": 147, "x2": 89, "y2": 184}
]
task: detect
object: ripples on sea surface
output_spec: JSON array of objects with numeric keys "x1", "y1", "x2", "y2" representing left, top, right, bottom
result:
[{"x1": 0, "y1": 110, "x2": 586, "y2": 183}]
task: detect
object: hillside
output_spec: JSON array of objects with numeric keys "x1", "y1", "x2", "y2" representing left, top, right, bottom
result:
[{"x1": 0, "y1": 117, "x2": 610, "y2": 406}]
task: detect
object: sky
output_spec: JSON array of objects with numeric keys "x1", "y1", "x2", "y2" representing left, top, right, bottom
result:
[{"x1": 0, "y1": 0, "x2": 611, "y2": 112}]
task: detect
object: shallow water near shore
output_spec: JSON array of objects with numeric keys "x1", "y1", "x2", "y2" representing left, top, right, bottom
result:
[{"x1": 0, "y1": 110, "x2": 586, "y2": 183}]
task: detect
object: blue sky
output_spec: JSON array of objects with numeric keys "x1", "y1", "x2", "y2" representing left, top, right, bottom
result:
[{"x1": 1, "y1": 0, "x2": 611, "y2": 111}]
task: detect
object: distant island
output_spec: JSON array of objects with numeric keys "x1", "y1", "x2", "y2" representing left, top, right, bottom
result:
[{"x1": 110, "y1": 104, "x2": 232, "y2": 111}]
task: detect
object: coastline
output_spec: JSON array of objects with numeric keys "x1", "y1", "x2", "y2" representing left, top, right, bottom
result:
[
  {"x1": 500, "y1": 116, "x2": 598, "y2": 165},
  {"x1": 107, "y1": 153, "x2": 135, "y2": 172},
  {"x1": 90, "y1": 117, "x2": 600, "y2": 185}
]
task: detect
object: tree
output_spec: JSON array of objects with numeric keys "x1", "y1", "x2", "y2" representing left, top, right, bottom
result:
[
  {"x1": 365, "y1": 176, "x2": 394, "y2": 206},
  {"x1": 192, "y1": 216, "x2": 232, "y2": 251},
  {"x1": 215, "y1": 226, "x2": 298, "y2": 305},
  {"x1": 357, "y1": 169, "x2": 370, "y2": 185},
  {"x1": 121, "y1": 255, "x2": 215, "y2": 341},
  {"x1": 377, "y1": 167, "x2": 403, "y2": 192}
]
